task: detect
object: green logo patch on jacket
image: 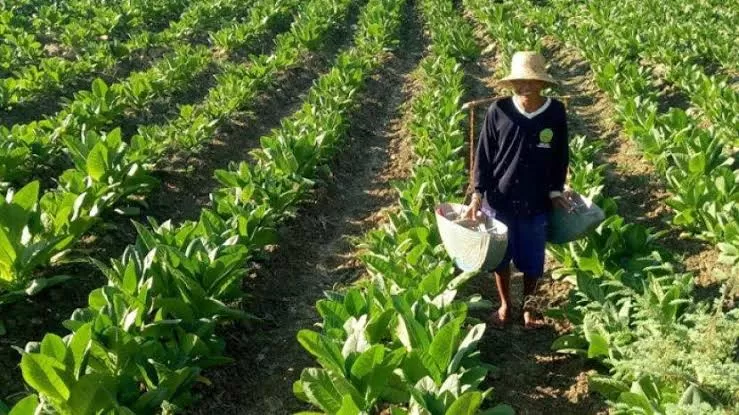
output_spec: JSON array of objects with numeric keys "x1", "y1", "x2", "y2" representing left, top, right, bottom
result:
[{"x1": 539, "y1": 128, "x2": 554, "y2": 143}]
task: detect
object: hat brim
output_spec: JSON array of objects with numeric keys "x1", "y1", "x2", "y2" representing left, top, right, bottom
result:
[{"x1": 496, "y1": 75, "x2": 558, "y2": 89}]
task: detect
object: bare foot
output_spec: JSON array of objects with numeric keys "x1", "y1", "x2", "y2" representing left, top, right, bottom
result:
[
  {"x1": 523, "y1": 310, "x2": 546, "y2": 330},
  {"x1": 489, "y1": 307, "x2": 511, "y2": 330}
]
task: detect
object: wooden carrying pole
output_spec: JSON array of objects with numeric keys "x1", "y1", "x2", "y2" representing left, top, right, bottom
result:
[{"x1": 462, "y1": 95, "x2": 571, "y2": 199}]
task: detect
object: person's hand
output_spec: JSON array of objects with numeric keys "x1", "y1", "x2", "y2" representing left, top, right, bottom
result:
[
  {"x1": 465, "y1": 194, "x2": 482, "y2": 220},
  {"x1": 552, "y1": 195, "x2": 572, "y2": 212}
]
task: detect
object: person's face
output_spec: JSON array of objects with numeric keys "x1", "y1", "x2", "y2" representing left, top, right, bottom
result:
[{"x1": 510, "y1": 80, "x2": 546, "y2": 97}]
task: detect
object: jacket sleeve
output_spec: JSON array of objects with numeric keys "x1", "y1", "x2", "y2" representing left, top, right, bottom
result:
[
  {"x1": 550, "y1": 105, "x2": 569, "y2": 193},
  {"x1": 473, "y1": 104, "x2": 498, "y2": 196}
]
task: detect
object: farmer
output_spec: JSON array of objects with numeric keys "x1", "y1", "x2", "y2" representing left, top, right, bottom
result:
[{"x1": 465, "y1": 51, "x2": 570, "y2": 329}]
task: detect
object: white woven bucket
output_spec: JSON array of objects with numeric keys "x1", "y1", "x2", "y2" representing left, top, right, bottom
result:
[
  {"x1": 435, "y1": 203, "x2": 508, "y2": 272},
  {"x1": 548, "y1": 192, "x2": 605, "y2": 244}
]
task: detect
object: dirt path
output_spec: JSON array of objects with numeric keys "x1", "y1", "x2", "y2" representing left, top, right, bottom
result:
[{"x1": 189, "y1": 4, "x2": 423, "y2": 413}]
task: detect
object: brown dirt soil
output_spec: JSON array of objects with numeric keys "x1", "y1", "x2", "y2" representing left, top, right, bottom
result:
[
  {"x1": 461, "y1": 20, "x2": 608, "y2": 415},
  {"x1": 188, "y1": 4, "x2": 422, "y2": 413}
]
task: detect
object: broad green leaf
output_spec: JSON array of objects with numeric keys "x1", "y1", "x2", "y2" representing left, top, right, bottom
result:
[
  {"x1": 336, "y1": 395, "x2": 362, "y2": 415},
  {"x1": 551, "y1": 334, "x2": 588, "y2": 352},
  {"x1": 11, "y1": 181, "x2": 39, "y2": 212},
  {"x1": 678, "y1": 384, "x2": 702, "y2": 406},
  {"x1": 344, "y1": 289, "x2": 366, "y2": 317},
  {"x1": 68, "y1": 374, "x2": 115, "y2": 414},
  {"x1": 586, "y1": 333, "x2": 609, "y2": 359},
  {"x1": 0, "y1": 227, "x2": 18, "y2": 267},
  {"x1": 316, "y1": 299, "x2": 350, "y2": 331},
  {"x1": 366, "y1": 308, "x2": 394, "y2": 343},
  {"x1": 86, "y1": 143, "x2": 109, "y2": 181},
  {"x1": 8, "y1": 395, "x2": 39, "y2": 415},
  {"x1": 20, "y1": 353, "x2": 71, "y2": 402},
  {"x1": 617, "y1": 391, "x2": 654, "y2": 414},
  {"x1": 480, "y1": 404, "x2": 515, "y2": 415},
  {"x1": 91, "y1": 78, "x2": 108, "y2": 97},
  {"x1": 445, "y1": 391, "x2": 483, "y2": 415},
  {"x1": 350, "y1": 345, "x2": 384, "y2": 379},
  {"x1": 297, "y1": 330, "x2": 345, "y2": 375},
  {"x1": 688, "y1": 153, "x2": 705, "y2": 174},
  {"x1": 428, "y1": 317, "x2": 462, "y2": 372},
  {"x1": 69, "y1": 323, "x2": 92, "y2": 378},
  {"x1": 589, "y1": 375, "x2": 628, "y2": 400},
  {"x1": 25, "y1": 276, "x2": 72, "y2": 296},
  {"x1": 40, "y1": 334, "x2": 67, "y2": 363},
  {"x1": 300, "y1": 368, "x2": 343, "y2": 413}
]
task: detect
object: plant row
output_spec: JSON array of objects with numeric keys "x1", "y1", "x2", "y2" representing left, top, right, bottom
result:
[
  {"x1": 0, "y1": 0, "x2": 190, "y2": 93},
  {"x1": 294, "y1": 0, "x2": 514, "y2": 413},
  {"x1": 555, "y1": 0, "x2": 737, "y2": 145},
  {"x1": 0, "y1": 0, "x2": 247, "y2": 111},
  {"x1": 0, "y1": 0, "x2": 346, "y2": 305},
  {"x1": 0, "y1": 0, "x2": 295, "y2": 189},
  {"x1": 464, "y1": 1, "x2": 739, "y2": 412}
]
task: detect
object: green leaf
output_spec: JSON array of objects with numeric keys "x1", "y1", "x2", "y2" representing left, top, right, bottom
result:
[
  {"x1": 586, "y1": 333, "x2": 609, "y2": 358},
  {"x1": 0, "y1": 227, "x2": 18, "y2": 266},
  {"x1": 617, "y1": 391, "x2": 654, "y2": 414},
  {"x1": 350, "y1": 345, "x2": 384, "y2": 379},
  {"x1": 480, "y1": 404, "x2": 515, "y2": 415},
  {"x1": 551, "y1": 334, "x2": 588, "y2": 352},
  {"x1": 428, "y1": 317, "x2": 462, "y2": 372},
  {"x1": 25, "y1": 276, "x2": 73, "y2": 296},
  {"x1": 68, "y1": 374, "x2": 115, "y2": 414},
  {"x1": 8, "y1": 395, "x2": 39, "y2": 415},
  {"x1": 344, "y1": 289, "x2": 366, "y2": 317},
  {"x1": 86, "y1": 143, "x2": 109, "y2": 181},
  {"x1": 40, "y1": 334, "x2": 67, "y2": 363},
  {"x1": 69, "y1": 323, "x2": 92, "y2": 379},
  {"x1": 20, "y1": 353, "x2": 71, "y2": 402},
  {"x1": 11, "y1": 181, "x2": 39, "y2": 211},
  {"x1": 688, "y1": 153, "x2": 705, "y2": 174},
  {"x1": 336, "y1": 395, "x2": 362, "y2": 415},
  {"x1": 678, "y1": 384, "x2": 702, "y2": 406},
  {"x1": 91, "y1": 78, "x2": 108, "y2": 97},
  {"x1": 297, "y1": 330, "x2": 345, "y2": 375},
  {"x1": 589, "y1": 375, "x2": 628, "y2": 400},
  {"x1": 300, "y1": 368, "x2": 343, "y2": 413},
  {"x1": 445, "y1": 391, "x2": 483, "y2": 415},
  {"x1": 316, "y1": 300, "x2": 350, "y2": 331},
  {"x1": 366, "y1": 308, "x2": 394, "y2": 344}
]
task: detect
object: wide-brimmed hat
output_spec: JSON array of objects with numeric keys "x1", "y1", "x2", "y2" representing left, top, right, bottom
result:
[{"x1": 497, "y1": 51, "x2": 558, "y2": 88}]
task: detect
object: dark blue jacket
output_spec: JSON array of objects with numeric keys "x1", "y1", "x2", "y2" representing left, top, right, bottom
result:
[{"x1": 473, "y1": 97, "x2": 569, "y2": 217}]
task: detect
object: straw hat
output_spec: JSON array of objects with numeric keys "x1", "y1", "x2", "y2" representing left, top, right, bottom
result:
[{"x1": 497, "y1": 51, "x2": 558, "y2": 88}]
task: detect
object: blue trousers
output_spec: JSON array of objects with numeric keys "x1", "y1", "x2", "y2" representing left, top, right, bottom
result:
[{"x1": 493, "y1": 210, "x2": 548, "y2": 278}]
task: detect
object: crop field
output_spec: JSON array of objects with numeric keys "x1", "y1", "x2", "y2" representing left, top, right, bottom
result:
[{"x1": 0, "y1": 0, "x2": 737, "y2": 413}]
